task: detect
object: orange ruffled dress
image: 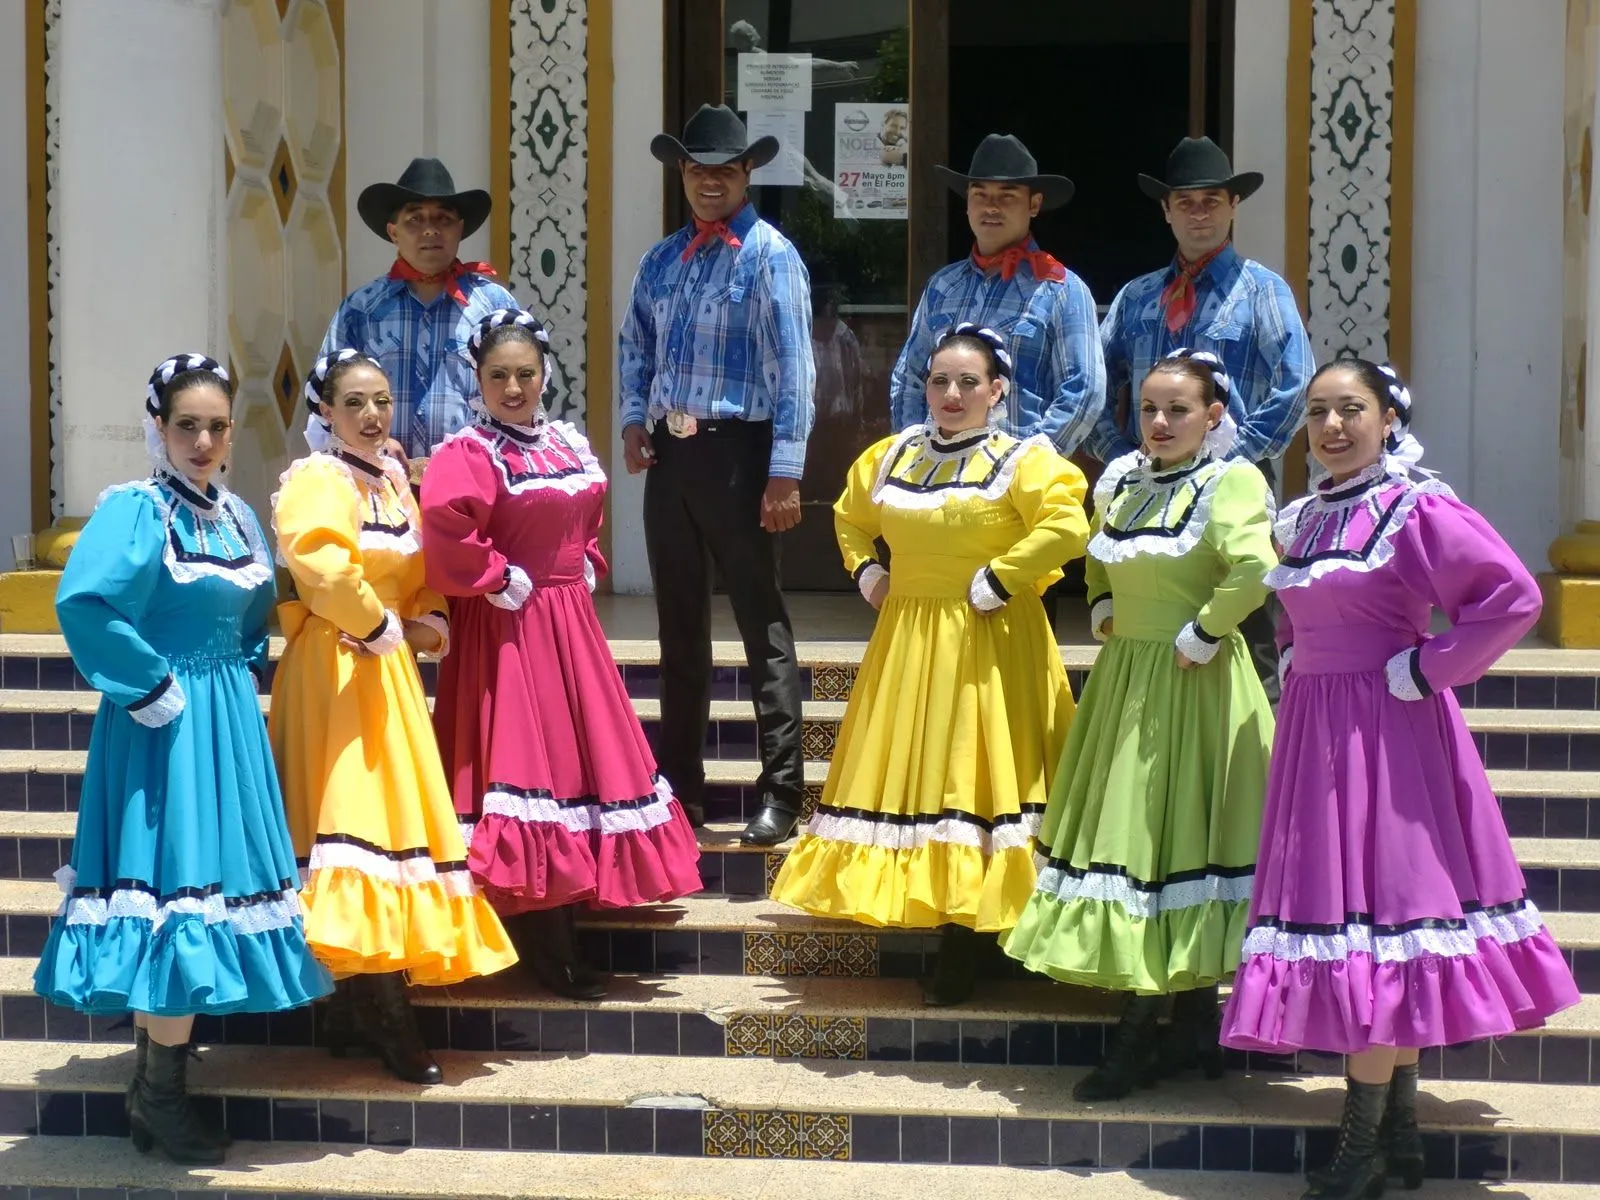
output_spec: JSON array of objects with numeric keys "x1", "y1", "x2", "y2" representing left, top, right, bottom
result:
[{"x1": 269, "y1": 445, "x2": 517, "y2": 985}]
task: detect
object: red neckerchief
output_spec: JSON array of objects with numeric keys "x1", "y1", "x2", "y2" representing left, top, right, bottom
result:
[
  {"x1": 970, "y1": 240, "x2": 1066, "y2": 283},
  {"x1": 1159, "y1": 242, "x2": 1230, "y2": 333},
  {"x1": 681, "y1": 217, "x2": 743, "y2": 262},
  {"x1": 388, "y1": 257, "x2": 498, "y2": 306}
]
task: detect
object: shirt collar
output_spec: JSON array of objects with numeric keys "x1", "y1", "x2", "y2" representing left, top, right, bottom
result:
[
  {"x1": 680, "y1": 201, "x2": 760, "y2": 245},
  {"x1": 1164, "y1": 242, "x2": 1240, "y2": 288}
]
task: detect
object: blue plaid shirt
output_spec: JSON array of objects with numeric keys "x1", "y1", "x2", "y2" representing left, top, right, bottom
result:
[
  {"x1": 618, "y1": 204, "x2": 816, "y2": 479},
  {"x1": 319, "y1": 271, "x2": 519, "y2": 458},
  {"x1": 888, "y1": 242, "x2": 1106, "y2": 453},
  {"x1": 1089, "y1": 245, "x2": 1314, "y2": 464}
]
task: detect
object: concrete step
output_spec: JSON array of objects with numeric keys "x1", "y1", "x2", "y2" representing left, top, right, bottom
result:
[{"x1": 2, "y1": 1137, "x2": 1595, "y2": 1196}]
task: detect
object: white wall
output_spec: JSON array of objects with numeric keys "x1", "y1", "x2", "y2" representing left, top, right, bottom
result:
[
  {"x1": 0, "y1": 1, "x2": 33, "y2": 563},
  {"x1": 343, "y1": 0, "x2": 492, "y2": 288},
  {"x1": 1412, "y1": 0, "x2": 1565, "y2": 567},
  {"x1": 1230, "y1": 0, "x2": 1289, "y2": 275},
  {"x1": 609, "y1": 0, "x2": 665, "y2": 594}
]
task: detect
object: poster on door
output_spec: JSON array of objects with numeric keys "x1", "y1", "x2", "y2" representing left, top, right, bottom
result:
[{"x1": 833, "y1": 103, "x2": 908, "y2": 220}]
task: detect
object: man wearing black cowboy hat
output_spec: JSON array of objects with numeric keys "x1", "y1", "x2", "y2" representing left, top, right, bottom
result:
[
  {"x1": 618, "y1": 104, "x2": 816, "y2": 847},
  {"x1": 888, "y1": 133, "x2": 1105, "y2": 457},
  {"x1": 1088, "y1": 136, "x2": 1312, "y2": 469},
  {"x1": 320, "y1": 157, "x2": 518, "y2": 463}
]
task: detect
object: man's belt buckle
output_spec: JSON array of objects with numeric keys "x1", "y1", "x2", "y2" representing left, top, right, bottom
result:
[{"x1": 666, "y1": 411, "x2": 698, "y2": 439}]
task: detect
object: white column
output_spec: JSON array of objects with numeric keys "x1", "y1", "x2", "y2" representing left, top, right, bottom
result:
[
  {"x1": 0, "y1": 1, "x2": 33, "y2": 563},
  {"x1": 58, "y1": 0, "x2": 226, "y2": 517},
  {"x1": 1230, "y1": 0, "x2": 1289, "y2": 275}
]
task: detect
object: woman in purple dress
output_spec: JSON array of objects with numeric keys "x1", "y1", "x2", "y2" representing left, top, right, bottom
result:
[{"x1": 1220, "y1": 360, "x2": 1579, "y2": 1200}]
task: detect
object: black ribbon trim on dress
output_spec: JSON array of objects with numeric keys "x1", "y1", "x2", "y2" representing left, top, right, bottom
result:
[
  {"x1": 164, "y1": 504, "x2": 259, "y2": 572},
  {"x1": 302, "y1": 830, "x2": 467, "y2": 874},
  {"x1": 484, "y1": 776, "x2": 669, "y2": 812},
  {"x1": 478, "y1": 412, "x2": 548, "y2": 446},
  {"x1": 925, "y1": 429, "x2": 991, "y2": 454},
  {"x1": 1246, "y1": 895, "x2": 1533, "y2": 937},
  {"x1": 360, "y1": 517, "x2": 413, "y2": 537},
  {"x1": 1039, "y1": 858, "x2": 1254, "y2": 892},
  {"x1": 1098, "y1": 487, "x2": 1202, "y2": 544},
  {"x1": 879, "y1": 438, "x2": 1022, "y2": 496},
  {"x1": 814, "y1": 801, "x2": 1046, "y2": 832},
  {"x1": 1279, "y1": 481, "x2": 1409, "y2": 570},
  {"x1": 68, "y1": 878, "x2": 297, "y2": 908},
  {"x1": 336, "y1": 449, "x2": 386, "y2": 479},
  {"x1": 156, "y1": 470, "x2": 221, "y2": 517},
  {"x1": 127, "y1": 675, "x2": 174, "y2": 713}
]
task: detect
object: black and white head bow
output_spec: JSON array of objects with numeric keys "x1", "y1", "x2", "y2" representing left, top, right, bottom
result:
[
  {"x1": 143, "y1": 353, "x2": 230, "y2": 474},
  {"x1": 468, "y1": 309, "x2": 552, "y2": 419},
  {"x1": 303, "y1": 349, "x2": 382, "y2": 454},
  {"x1": 1374, "y1": 363, "x2": 1422, "y2": 466},
  {"x1": 933, "y1": 322, "x2": 1015, "y2": 400},
  {"x1": 1162, "y1": 347, "x2": 1237, "y2": 460}
]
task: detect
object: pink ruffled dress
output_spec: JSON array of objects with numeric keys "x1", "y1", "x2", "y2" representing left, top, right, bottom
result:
[
  {"x1": 1220, "y1": 461, "x2": 1579, "y2": 1053},
  {"x1": 420, "y1": 413, "x2": 702, "y2": 913}
]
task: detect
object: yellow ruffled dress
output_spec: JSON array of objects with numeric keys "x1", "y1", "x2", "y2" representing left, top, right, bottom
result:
[
  {"x1": 770, "y1": 427, "x2": 1089, "y2": 931},
  {"x1": 269, "y1": 447, "x2": 517, "y2": 985}
]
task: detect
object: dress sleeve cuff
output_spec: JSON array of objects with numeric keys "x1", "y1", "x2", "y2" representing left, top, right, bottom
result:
[
  {"x1": 1089, "y1": 594, "x2": 1114, "y2": 643},
  {"x1": 1278, "y1": 644, "x2": 1294, "y2": 689},
  {"x1": 127, "y1": 675, "x2": 186, "y2": 728},
  {"x1": 1384, "y1": 646, "x2": 1432, "y2": 702},
  {"x1": 968, "y1": 566, "x2": 1010, "y2": 613},
  {"x1": 1175, "y1": 620, "x2": 1221, "y2": 665},
  {"x1": 412, "y1": 610, "x2": 450, "y2": 658},
  {"x1": 856, "y1": 562, "x2": 888, "y2": 604},
  {"x1": 768, "y1": 438, "x2": 808, "y2": 480},
  {"x1": 359, "y1": 610, "x2": 406, "y2": 656},
  {"x1": 487, "y1": 564, "x2": 533, "y2": 611},
  {"x1": 583, "y1": 557, "x2": 597, "y2": 594}
]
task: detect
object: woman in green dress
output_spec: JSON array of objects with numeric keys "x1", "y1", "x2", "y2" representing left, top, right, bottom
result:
[{"x1": 1002, "y1": 349, "x2": 1277, "y2": 1100}]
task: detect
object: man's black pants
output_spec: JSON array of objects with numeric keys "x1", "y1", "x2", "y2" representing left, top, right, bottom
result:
[{"x1": 643, "y1": 419, "x2": 806, "y2": 814}]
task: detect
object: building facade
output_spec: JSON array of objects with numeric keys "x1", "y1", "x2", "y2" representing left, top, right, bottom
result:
[{"x1": 0, "y1": 0, "x2": 1593, "y2": 636}]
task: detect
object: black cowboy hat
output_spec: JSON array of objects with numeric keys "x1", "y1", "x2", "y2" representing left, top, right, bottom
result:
[
  {"x1": 357, "y1": 158, "x2": 492, "y2": 240},
  {"x1": 1137, "y1": 136, "x2": 1263, "y2": 202},
  {"x1": 933, "y1": 134, "x2": 1074, "y2": 210},
  {"x1": 651, "y1": 104, "x2": 779, "y2": 169}
]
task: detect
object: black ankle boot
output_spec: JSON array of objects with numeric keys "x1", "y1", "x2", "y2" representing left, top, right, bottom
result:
[
  {"x1": 362, "y1": 973, "x2": 443, "y2": 1084},
  {"x1": 322, "y1": 977, "x2": 374, "y2": 1058},
  {"x1": 1380, "y1": 1063, "x2": 1424, "y2": 1188},
  {"x1": 126, "y1": 1025, "x2": 148, "y2": 1123},
  {"x1": 517, "y1": 908, "x2": 609, "y2": 1001},
  {"x1": 1303, "y1": 1078, "x2": 1390, "y2": 1200},
  {"x1": 740, "y1": 799, "x2": 801, "y2": 847},
  {"x1": 128, "y1": 1039, "x2": 227, "y2": 1165},
  {"x1": 1074, "y1": 993, "x2": 1163, "y2": 1100},
  {"x1": 1154, "y1": 985, "x2": 1225, "y2": 1080},
  {"x1": 922, "y1": 924, "x2": 981, "y2": 1006}
]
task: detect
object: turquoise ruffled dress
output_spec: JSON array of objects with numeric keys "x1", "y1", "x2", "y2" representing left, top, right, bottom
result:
[{"x1": 33, "y1": 477, "x2": 332, "y2": 1016}]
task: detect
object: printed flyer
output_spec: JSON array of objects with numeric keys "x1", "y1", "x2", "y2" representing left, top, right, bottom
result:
[{"x1": 832, "y1": 103, "x2": 908, "y2": 220}]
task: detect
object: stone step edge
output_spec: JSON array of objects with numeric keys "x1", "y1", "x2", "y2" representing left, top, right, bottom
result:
[
  {"x1": 1, "y1": 880, "x2": 1597, "y2": 948},
  {"x1": 3, "y1": 953, "x2": 1596, "y2": 1037},
  {"x1": 0, "y1": 1040, "x2": 1595, "y2": 1134},
  {"x1": 0, "y1": 1137, "x2": 1588, "y2": 1200},
  {"x1": 4, "y1": 632, "x2": 1600, "y2": 675}
]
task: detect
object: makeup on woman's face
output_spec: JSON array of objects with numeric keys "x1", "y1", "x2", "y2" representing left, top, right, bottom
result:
[
  {"x1": 478, "y1": 340, "x2": 546, "y2": 424},
  {"x1": 1139, "y1": 371, "x2": 1220, "y2": 467},
  {"x1": 925, "y1": 344, "x2": 1003, "y2": 436},
  {"x1": 158, "y1": 385, "x2": 233, "y2": 490},
  {"x1": 320, "y1": 363, "x2": 394, "y2": 454},
  {"x1": 1305, "y1": 367, "x2": 1394, "y2": 481}
]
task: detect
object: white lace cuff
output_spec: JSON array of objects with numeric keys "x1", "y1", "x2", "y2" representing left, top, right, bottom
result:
[
  {"x1": 1175, "y1": 621, "x2": 1221, "y2": 664},
  {"x1": 856, "y1": 563, "x2": 888, "y2": 604},
  {"x1": 583, "y1": 557, "x2": 596, "y2": 594},
  {"x1": 1278, "y1": 644, "x2": 1294, "y2": 689},
  {"x1": 359, "y1": 610, "x2": 406, "y2": 656},
  {"x1": 968, "y1": 566, "x2": 1009, "y2": 613},
  {"x1": 1384, "y1": 646, "x2": 1430, "y2": 702},
  {"x1": 128, "y1": 676, "x2": 185, "y2": 728},
  {"x1": 487, "y1": 564, "x2": 533, "y2": 611},
  {"x1": 1090, "y1": 596, "x2": 1114, "y2": 642},
  {"x1": 412, "y1": 611, "x2": 450, "y2": 658}
]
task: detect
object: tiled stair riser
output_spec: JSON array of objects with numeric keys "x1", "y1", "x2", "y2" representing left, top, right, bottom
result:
[{"x1": 1, "y1": 1089, "x2": 1598, "y2": 1181}]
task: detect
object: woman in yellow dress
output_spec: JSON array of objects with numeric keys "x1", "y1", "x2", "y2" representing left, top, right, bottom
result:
[
  {"x1": 270, "y1": 349, "x2": 517, "y2": 1083},
  {"x1": 770, "y1": 323, "x2": 1090, "y2": 1004}
]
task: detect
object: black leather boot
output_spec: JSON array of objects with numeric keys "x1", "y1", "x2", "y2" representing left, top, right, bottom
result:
[
  {"x1": 922, "y1": 923, "x2": 981, "y2": 1006},
  {"x1": 128, "y1": 1039, "x2": 227, "y2": 1164},
  {"x1": 740, "y1": 797, "x2": 801, "y2": 846},
  {"x1": 1073, "y1": 993, "x2": 1163, "y2": 1100},
  {"x1": 125, "y1": 1025, "x2": 148, "y2": 1122},
  {"x1": 1303, "y1": 1078, "x2": 1390, "y2": 1200},
  {"x1": 321, "y1": 977, "x2": 374, "y2": 1058},
  {"x1": 1154, "y1": 984, "x2": 1226, "y2": 1080},
  {"x1": 1380, "y1": 1062, "x2": 1425, "y2": 1188},
  {"x1": 362, "y1": 973, "x2": 443, "y2": 1084},
  {"x1": 515, "y1": 907, "x2": 609, "y2": 1001}
]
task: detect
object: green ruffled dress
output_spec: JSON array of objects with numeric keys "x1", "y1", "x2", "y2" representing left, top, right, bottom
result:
[{"x1": 1002, "y1": 450, "x2": 1276, "y2": 993}]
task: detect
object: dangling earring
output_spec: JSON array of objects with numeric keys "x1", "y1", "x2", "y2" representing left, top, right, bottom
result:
[{"x1": 985, "y1": 400, "x2": 1004, "y2": 429}]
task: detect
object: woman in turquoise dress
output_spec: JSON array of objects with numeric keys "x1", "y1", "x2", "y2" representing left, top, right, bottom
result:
[
  {"x1": 1003, "y1": 349, "x2": 1277, "y2": 1100},
  {"x1": 34, "y1": 353, "x2": 332, "y2": 1165}
]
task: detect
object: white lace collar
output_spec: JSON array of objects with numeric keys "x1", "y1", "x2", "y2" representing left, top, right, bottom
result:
[
  {"x1": 1088, "y1": 450, "x2": 1231, "y2": 564},
  {"x1": 869, "y1": 426, "x2": 1046, "y2": 511}
]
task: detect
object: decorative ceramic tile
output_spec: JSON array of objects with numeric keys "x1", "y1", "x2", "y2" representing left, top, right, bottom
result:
[
  {"x1": 1306, "y1": 0, "x2": 1397, "y2": 362},
  {"x1": 802, "y1": 784, "x2": 823, "y2": 822},
  {"x1": 764, "y1": 852, "x2": 783, "y2": 891},
  {"x1": 801, "y1": 721, "x2": 838, "y2": 761},
  {"x1": 815, "y1": 1016, "x2": 868, "y2": 1060},
  {"x1": 753, "y1": 1110, "x2": 803, "y2": 1158},
  {"x1": 742, "y1": 931, "x2": 880, "y2": 978},
  {"x1": 508, "y1": 0, "x2": 588, "y2": 427},
  {"x1": 723, "y1": 1013, "x2": 774, "y2": 1057},
  {"x1": 701, "y1": 1109, "x2": 852, "y2": 1160},
  {"x1": 811, "y1": 666, "x2": 857, "y2": 701},
  {"x1": 834, "y1": 933, "x2": 880, "y2": 977},
  {"x1": 702, "y1": 1108, "x2": 753, "y2": 1157},
  {"x1": 801, "y1": 1112, "x2": 852, "y2": 1160}
]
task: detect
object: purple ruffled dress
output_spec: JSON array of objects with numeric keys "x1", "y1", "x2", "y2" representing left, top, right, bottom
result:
[{"x1": 1220, "y1": 462, "x2": 1579, "y2": 1054}]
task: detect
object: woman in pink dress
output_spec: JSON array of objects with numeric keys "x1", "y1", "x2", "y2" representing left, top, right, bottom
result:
[
  {"x1": 1220, "y1": 360, "x2": 1579, "y2": 1200},
  {"x1": 420, "y1": 309, "x2": 701, "y2": 998}
]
